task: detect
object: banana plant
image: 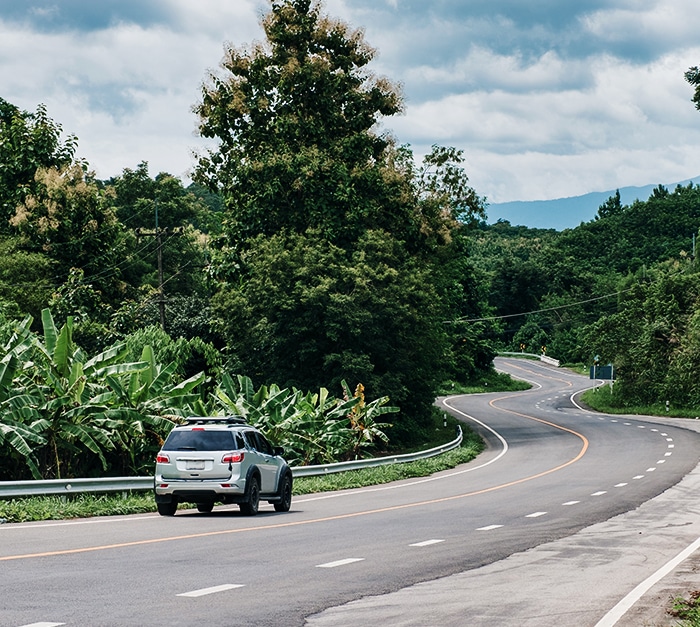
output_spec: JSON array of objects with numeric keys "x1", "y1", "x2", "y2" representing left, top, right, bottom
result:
[
  {"x1": 341, "y1": 380, "x2": 395, "y2": 457},
  {"x1": 0, "y1": 309, "x2": 206, "y2": 478},
  {"x1": 100, "y1": 344, "x2": 206, "y2": 474}
]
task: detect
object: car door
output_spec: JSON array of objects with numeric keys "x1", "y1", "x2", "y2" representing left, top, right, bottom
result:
[{"x1": 247, "y1": 431, "x2": 278, "y2": 494}]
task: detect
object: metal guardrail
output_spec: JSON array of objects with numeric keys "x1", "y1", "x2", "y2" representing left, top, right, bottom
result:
[
  {"x1": 0, "y1": 427, "x2": 463, "y2": 499},
  {"x1": 291, "y1": 426, "x2": 463, "y2": 477},
  {"x1": 0, "y1": 476, "x2": 155, "y2": 499}
]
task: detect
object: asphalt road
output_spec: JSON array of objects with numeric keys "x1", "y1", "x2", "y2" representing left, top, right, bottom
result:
[{"x1": 2, "y1": 358, "x2": 699, "y2": 627}]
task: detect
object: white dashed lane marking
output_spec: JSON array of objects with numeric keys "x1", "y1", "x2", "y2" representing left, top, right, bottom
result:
[
  {"x1": 525, "y1": 512, "x2": 547, "y2": 518},
  {"x1": 563, "y1": 501, "x2": 580, "y2": 506},
  {"x1": 177, "y1": 584, "x2": 245, "y2": 597},
  {"x1": 477, "y1": 525, "x2": 504, "y2": 531},
  {"x1": 316, "y1": 558, "x2": 365, "y2": 568},
  {"x1": 410, "y1": 539, "x2": 445, "y2": 547}
]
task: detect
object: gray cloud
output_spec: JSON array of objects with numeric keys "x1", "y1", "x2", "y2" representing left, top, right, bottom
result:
[
  {"x1": 0, "y1": 0, "x2": 172, "y2": 32},
  {"x1": 1, "y1": 0, "x2": 698, "y2": 203}
]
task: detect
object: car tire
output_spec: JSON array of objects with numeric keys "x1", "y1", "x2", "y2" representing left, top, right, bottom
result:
[
  {"x1": 274, "y1": 473, "x2": 293, "y2": 512},
  {"x1": 196, "y1": 502, "x2": 214, "y2": 513},
  {"x1": 240, "y1": 476, "x2": 260, "y2": 516},
  {"x1": 157, "y1": 501, "x2": 177, "y2": 516}
]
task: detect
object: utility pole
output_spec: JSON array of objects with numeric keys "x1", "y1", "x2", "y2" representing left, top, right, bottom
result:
[
  {"x1": 155, "y1": 200, "x2": 166, "y2": 330},
  {"x1": 135, "y1": 200, "x2": 182, "y2": 331}
]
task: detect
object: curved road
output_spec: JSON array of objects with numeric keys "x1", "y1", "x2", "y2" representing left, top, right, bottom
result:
[{"x1": 1, "y1": 358, "x2": 699, "y2": 626}]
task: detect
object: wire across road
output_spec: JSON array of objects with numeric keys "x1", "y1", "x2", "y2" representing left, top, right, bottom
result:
[{"x1": 2, "y1": 357, "x2": 699, "y2": 627}]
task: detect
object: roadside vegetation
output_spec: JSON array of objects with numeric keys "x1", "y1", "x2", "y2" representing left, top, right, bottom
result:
[
  {"x1": 670, "y1": 591, "x2": 700, "y2": 626},
  {"x1": 438, "y1": 368, "x2": 531, "y2": 395},
  {"x1": 0, "y1": 422, "x2": 482, "y2": 524},
  {"x1": 4, "y1": 0, "x2": 700, "y2": 515},
  {"x1": 581, "y1": 384, "x2": 700, "y2": 420}
]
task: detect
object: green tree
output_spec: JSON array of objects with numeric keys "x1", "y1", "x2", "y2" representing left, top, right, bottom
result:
[
  {"x1": 685, "y1": 66, "x2": 700, "y2": 110},
  {"x1": 0, "y1": 236, "x2": 53, "y2": 320},
  {"x1": 212, "y1": 228, "x2": 447, "y2": 443},
  {"x1": 0, "y1": 99, "x2": 77, "y2": 232},
  {"x1": 11, "y1": 165, "x2": 128, "y2": 309},
  {"x1": 0, "y1": 309, "x2": 207, "y2": 479},
  {"x1": 597, "y1": 190, "x2": 623, "y2": 220},
  {"x1": 196, "y1": 0, "x2": 488, "y2": 442},
  {"x1": 108, "y1": 163, "x2": 212, "y2": 329},
  {"x1": 194, "y1": 0, "x2": 405, "y2": 249}
]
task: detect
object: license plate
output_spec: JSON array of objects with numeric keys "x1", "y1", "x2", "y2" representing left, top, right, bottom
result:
[{"x1": 186, "y1": 460, "x2": 205, "y2": 470}]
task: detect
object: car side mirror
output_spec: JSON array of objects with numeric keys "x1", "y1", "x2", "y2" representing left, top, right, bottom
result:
[{"x1": 273, "y1": 446, "x2": 285, "y2": 457}]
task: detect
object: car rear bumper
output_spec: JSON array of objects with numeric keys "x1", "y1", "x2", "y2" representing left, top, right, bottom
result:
[{"x1": 154, "y1": 478, "x2": 246, "y2": 501}]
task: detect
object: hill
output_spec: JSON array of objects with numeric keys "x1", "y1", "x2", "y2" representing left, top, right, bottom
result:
[{"x1": 487, "y1": 177, "x2": 700, "y2": 231}]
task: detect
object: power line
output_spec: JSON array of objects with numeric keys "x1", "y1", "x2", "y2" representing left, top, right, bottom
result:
[{"x1": 446, "y1": 286, "x2": 637, "y2": 324}]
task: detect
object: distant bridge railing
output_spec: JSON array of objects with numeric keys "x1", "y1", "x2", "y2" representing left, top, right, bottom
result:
[
  {"x1": 0, "y1": 427, "x2": 462, "y2": 500},
  {"x1": 499, "y1": 352, "x2": 560, "y2": 367}
]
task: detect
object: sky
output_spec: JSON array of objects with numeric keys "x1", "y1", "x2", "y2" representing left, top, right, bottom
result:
[{"x1": 1, "y1": 0, "x2": 700, "y2": 211}]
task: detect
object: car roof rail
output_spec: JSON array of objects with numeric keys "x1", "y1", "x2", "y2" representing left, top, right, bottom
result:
[{"x1": 184, "y1": 416, "x2": 250, "y2": 426}]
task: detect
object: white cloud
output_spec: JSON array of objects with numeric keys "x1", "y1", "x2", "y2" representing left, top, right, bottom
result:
[
  {"x1": 582, "y1": 0, "x2": 700, "y2": 50},
  {"x1": 1, "y1": 0, "x2": 699, "y2": 205}
]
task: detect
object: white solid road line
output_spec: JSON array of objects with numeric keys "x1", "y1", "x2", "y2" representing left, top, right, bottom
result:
[
  {"x1": 177, "y1": 584, "x2": 245, "y2": 597},
  {"x1": 595, "y1": 535, "x2": 700, "y2": 627}
]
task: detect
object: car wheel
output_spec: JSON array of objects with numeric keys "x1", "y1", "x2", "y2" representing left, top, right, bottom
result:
[
  {"x1": 240, "y1": 476, "x2": 260, "y2": 516},
  {"x1": 157, "y1": 501, "x2": 177, "y2": 516},
  {"x1": 196, "y1": 502, "x2": 214, "y2": 513},
  {"x1": 274, "y1": 473, "x2": 292, "y2": 512}
]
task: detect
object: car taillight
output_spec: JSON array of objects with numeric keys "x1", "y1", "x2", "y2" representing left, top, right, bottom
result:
[
  {"x1": 222, "y1": 452, "x2": 244, "y2": 464},
  {"x1": 156, "y1": 454, "x2": 170, "y2": 463}
]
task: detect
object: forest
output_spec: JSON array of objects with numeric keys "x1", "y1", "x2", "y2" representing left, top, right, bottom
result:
[{"x1": 1, "y1": 0, "x2": 700, "y2": 481}]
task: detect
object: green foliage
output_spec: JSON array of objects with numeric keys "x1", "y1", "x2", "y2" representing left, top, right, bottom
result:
[
  {"x1": 207, "y1": 373, "x2": 396, "y2": 465},
  {"x1": 0, "y1": 427, "x2": 483, "y2": 523},
  {"x1": 212, "y1": 228, "x2": 447, "y2": 443},
  {"x1": 670, "y1": 590, "x2": 700, "y2": 626},
  {"x1": 195, "y1": 0, "x2": 405, "y2": 247},
  {"x1": 0, "y1": 235, "x2": 53, "y2": 321},
  {"x1": 686, "y1": 65, "x2": 700, "y2": 111},
  {"x1": 439, "y1": 368, "x2": 531, "y2": 395},
  {"x1": 0, "y1": 493, "x2": 157, "y2": 523},
  {"x1": 11, "y1": 165, "x2": 128, "y2": 310},
  {"x1": 109, "y1": 162, "x2": 211, "y2": 297},
  {"x1": 583, "y1": 263, "x2": 700, "y2": 408},
  {"x1": 0, "y1": 99, "x2": 77, "y2": 232},
  {"x1": 0, "y1": 309, "x2": 206, "y2": 479}
]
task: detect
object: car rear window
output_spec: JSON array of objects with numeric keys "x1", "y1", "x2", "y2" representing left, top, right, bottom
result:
[{"x1": 163, "y1": 430, "x2": 238, "y2": 451}]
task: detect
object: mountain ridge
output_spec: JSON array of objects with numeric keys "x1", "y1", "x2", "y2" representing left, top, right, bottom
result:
[{"x1": 487, "y1": 177, "x2": 700, "y2": 231}]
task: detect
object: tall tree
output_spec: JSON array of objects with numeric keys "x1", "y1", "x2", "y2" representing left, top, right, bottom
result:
[
  {"x1": 194, "y1": 0, "x2": 405, "y2": 250},
  {"x1": 0, "y1": 99, "x2": 77, "y2": 232},
  {"x1": 11, "y1": 165, "x2": 127, "y2": 308},
  {"x1": 195, "y1": 0, "x2": 490, "y2": 442}
]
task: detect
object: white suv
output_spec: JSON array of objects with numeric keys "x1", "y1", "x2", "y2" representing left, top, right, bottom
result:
[{"x1": 154, "y1": 417, "x2": 293, "y2": 516}]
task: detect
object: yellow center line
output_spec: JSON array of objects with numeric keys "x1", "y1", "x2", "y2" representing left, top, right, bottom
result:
[{"x1": 3, "y1": 387, "x2": 589, "y2": 562}]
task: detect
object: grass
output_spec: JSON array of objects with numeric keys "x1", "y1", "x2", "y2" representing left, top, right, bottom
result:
[
  {"x1": 580, "y1": 384, "x2": 700, "y2": 419},
  {"x1": 438, "y1": 369, "x2": 531, "y2": 395},
  {"x1": 670, "y1": 591, "x2": 700, "y2": 626},
  {"x1": 0, "y1": 425, "x2": 484, "y2": 524}
]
